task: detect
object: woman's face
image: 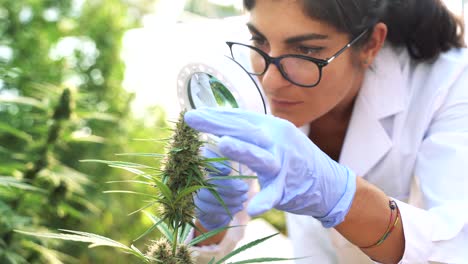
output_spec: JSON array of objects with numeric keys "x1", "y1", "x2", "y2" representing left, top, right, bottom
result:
[{"x1": 248, "y1": 0, "x2": 365, "y2": 127}]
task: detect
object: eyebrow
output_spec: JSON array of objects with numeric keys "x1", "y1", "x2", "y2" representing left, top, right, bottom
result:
[
  {"x1": 284, "y1": 33, "x2": 328, "y2": 44},
  {"x1": 246, "y1": 23, "x2": 266, "y2": 39},
  {"x1": 246, "y1": 23, "x2": 329, "y2": 44}
]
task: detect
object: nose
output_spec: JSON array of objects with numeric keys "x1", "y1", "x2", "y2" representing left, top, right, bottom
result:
[{"x1": 260, "y1": 57, "x2": 290, "y2": 93}]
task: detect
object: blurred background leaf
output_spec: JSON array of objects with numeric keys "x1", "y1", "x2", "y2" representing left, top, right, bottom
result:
[
  {"x1": 0, "y1": 0, "x2": 171, "y2": 262},
  {"x1": 0, "y1": 0, "x2": 287, "y2": 262}
]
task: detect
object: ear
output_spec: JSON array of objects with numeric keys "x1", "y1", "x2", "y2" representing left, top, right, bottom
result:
[{"x1": 360, "y1": 22, "x2": 387, "y2": 67}]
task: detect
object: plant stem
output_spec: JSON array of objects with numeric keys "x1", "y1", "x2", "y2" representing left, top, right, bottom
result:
[
  {"x1": 172, "y1": 224, "x2": 179, "y2": 256},
  {"x1": 24, "y1": 88, "x2": 71, "y2": 181}
]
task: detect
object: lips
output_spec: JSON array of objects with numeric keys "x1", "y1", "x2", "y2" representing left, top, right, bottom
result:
[{"x1": 270, "y1": 98, "x2": 304, "y2": 106}]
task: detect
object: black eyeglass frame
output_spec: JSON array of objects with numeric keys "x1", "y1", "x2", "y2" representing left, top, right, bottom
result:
[{"x1": 226, "y1": 28, "x2": 370, "y2": 88}]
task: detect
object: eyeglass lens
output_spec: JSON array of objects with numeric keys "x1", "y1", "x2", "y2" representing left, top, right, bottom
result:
[{"x1": 230, "y1": 44, "x2": 320, "y2": 86}]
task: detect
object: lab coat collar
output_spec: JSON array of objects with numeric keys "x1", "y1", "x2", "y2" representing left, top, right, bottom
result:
[{"x1": 339, "y1": 45, "x2": 407, "y2": 176}]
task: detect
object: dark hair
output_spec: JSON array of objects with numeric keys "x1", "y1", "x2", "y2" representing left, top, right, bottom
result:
[{"x1": 243, "y1": 0, "x2": 466, "y2": 61}]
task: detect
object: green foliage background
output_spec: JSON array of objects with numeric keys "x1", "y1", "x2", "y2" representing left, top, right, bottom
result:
[
  {"x1": 0, "y1": 0, "x2": 285, "y2": 262},
  {"x1": 0, "y1": 0, "x2": 169, "y2": 262}
]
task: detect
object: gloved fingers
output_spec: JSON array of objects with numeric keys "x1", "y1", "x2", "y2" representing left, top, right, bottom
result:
[
  {"x1": 202, "y1": 147, "x2": 231, "y2": 175},
  {"x1": 247, "y1": 174, "x2": 285, "y2": 216},
  {"x1": 196, "y1": 198, "x2": 244, "y2": 215},
  {"x1": 197, "y1": 188, "x2": 248, "y2": 206},
  {"x1": 202, "y1": 147, "x2": 222, "y2": 159},
  {"x1": 209, "y1": 178, "x2": 249, "y2": 195},
  {"x1": 218, "y1": 136, "x2": 280, "y2": 176},
  {"x1": 184, "y1": 108, "x2": 273, "y2": 148}
]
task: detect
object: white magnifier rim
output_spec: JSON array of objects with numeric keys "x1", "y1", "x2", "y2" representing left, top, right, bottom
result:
[{"x1": 176, "y1": 55, "x2": 267, "y2": 114}]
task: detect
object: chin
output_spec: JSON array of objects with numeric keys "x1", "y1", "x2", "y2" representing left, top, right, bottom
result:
[{"x1": 270, "y1": 111, "x2": 307, "y2": 128}]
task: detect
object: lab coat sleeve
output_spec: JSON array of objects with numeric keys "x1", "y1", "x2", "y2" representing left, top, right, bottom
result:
[
  {"x1": 188, "y1": 169, "x2": 257, "y2": 264},
  {"x1": 398, "y1": 67, "x2": 468, "y2": 263}
]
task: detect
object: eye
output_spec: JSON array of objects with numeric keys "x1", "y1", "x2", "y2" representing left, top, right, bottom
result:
[
  {"x1": 250, "y1": 36, "x2": 269, "y2": 51},
  {"x1": 295, "y1": 46, "x2": 324, "y2": 56}
]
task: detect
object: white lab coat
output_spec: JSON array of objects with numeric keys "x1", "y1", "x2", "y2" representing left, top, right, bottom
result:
[{"x1": 192, "y1": 44, "x2": 468, "y2": 264}]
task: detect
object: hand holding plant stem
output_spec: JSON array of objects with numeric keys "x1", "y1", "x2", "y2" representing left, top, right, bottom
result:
[{"x1": 195, "y1": 148, "x2": 249, "y2": 230}]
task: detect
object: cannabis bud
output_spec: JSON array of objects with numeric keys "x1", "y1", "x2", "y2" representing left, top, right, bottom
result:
[
  {"x1": 160, "y1": 110, "x2": 206, "y2": 230},
  {"x1": 146, "y1": 237, "x2": 194, "y2": 263}
]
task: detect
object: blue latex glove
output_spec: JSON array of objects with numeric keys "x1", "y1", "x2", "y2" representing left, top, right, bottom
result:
[
  {"x1": 195, "y1": 147, "x2": 249, "y2": 230},
  {"x1": 185, "y1": 108, "x2": 357, "y2": 228}
]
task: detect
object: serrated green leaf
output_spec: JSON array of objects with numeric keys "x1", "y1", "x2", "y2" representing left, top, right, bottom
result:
[
  {"x1": 127, "y1": 201, "x2": 157, "y2": 216},
  {"x1": 152, "y1": 179, "x2": 173, "y2": 200},
  {"x1": 206, "y1": 186, "x2": 232, "y2": 218},
  {"x1": 142, "y1": 211, "x2": 173, "y2": 242},
  {"x1": 3, "y1": 250, "x2": 28, "y2": 264},
  {"x1": 49, "y1": 162, "x2": 91, "y2": 193},
  {"x1": 176, "y1": 185, "x2": 204, "y2": 202},
  {"x1": 80, "y1": 159, "x2": 156, "y2": 169},
  {"x1": 115, "y1": 153, "x2": 166, "y2": 158},
  {"x1": 16, "y1": 230, "x2": 130, "y2": 250},
  {"x1": 107, "y1": 166, "x2": 155, "y2": 180},
  {"x1": 22, "y1": 240, "x2": 78, "y2": 264},
  {"x1": 129, "y1": 244, "x2": 148, "y2": 259},
  {"x1": 215, "y1": 233, "x2": 280, "y2": 264},
  {"x1": 188, "y1": 226, "x2": 237, "y2": 247},
  {"x1": 69, "y1": 134, "x2": 105, "y2": 143},
  {"x1": 132, "y1": 215, "x2": 165, "y2": 242},
  {"x1": 106, "y1": 180, "x2": 153, "y2": 186},
  {"x1": 72, "y1": 195, "x2": 101, "y2": 215},
  {"x1": 178, "y1": 223, "x2": 192, "y2": 242},
  {"x1": 208, "y1": 175, "x2": 257, "y2": 181},
  {"x1": 0, "y1": 176, "x2": 45, "y2": 192},
  {"x1": 103, "y1": 190, "x2": 157, "y2": 198},
  {"x1": 78, "y1": 112, "x2": 118, "y2": 122},
  {"x1": 15, "y1": 230, "x2": 149, "y2": 262},
  {"x1": 0, "y1": 122, "x2": 33, "y2": 142},
  {"x1": 202, "y1": 159, "x2": 240, "y2": 174},
  {"x1": 132, "y1": 138, "x2": 171, "y2": 142},
  {"x1": 227, "y1": 257, "x2": 298, "y2": 264},
  {"x1": 57, "y1": 203, "x2": 85, "y2": 220},
  {"x1": 203, "y1": 157, "x2": 229, "y2": 163},
  {"x1": 0, "y1": 96, "x2": 47, "y2": 109}
]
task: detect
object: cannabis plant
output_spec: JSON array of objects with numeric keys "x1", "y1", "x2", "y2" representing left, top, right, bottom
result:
[
  {"x1": 17, "y1": 110, "x2": 295, "y2": 263},
  {"x1": 0, "y1": 87, "x2": 102, "y2": 263}
]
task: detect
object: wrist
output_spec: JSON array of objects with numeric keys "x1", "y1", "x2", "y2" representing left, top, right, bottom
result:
[
  {"x1": 336, "y1": 176, "x2": 388, "y2": 229},
  {"x1": 334, "y1": 177, "x2": 405, "y2": 263},
  {"x1": 316, "y1": 167, "x2": 357, "y2": 228},
  {"x1": 198, "y1": 215, "x2": 231, "y2": 232},
  {"x1": 193, "y1": 220, "x2": 227, "y2": 246}
]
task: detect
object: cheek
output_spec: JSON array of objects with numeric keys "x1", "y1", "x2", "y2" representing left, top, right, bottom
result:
[
  {"x1": 319, "y1": 59, "x2": 360, "y2": 96},
  {"x1": 321, "y1": 63, "x2": 347, "y2": 86},
  {"x1": 299, "y1": 63, "x2": 361, "y2": 117},
  {"x1": 251, "y1": 53, "x2": 266, "y2": 74},
  {"x1": 264, "y1": 55, "x2": 362, "y2": 126}
]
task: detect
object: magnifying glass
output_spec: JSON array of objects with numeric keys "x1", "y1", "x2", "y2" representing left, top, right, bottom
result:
[
  {"x1": 176, "y1": 55, "x2": 267, "y2": 114},
  {"x1": 176, "y1": 54, "x2": 267, "y2": 172}
]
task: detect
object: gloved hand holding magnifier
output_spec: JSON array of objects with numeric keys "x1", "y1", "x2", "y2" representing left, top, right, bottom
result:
[{"x1": 185, "y1": 107, "x2": 357, "y2": 228}]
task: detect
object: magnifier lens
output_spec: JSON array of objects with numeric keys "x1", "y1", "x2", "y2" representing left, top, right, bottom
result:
[{"x1": 188, "y1": 72, "x2": 239, "y2": 109}]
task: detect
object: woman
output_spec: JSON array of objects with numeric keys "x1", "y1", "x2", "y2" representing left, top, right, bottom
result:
[{"x1": 184, "y1": 0, "x2": 468, "y2": 263}]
